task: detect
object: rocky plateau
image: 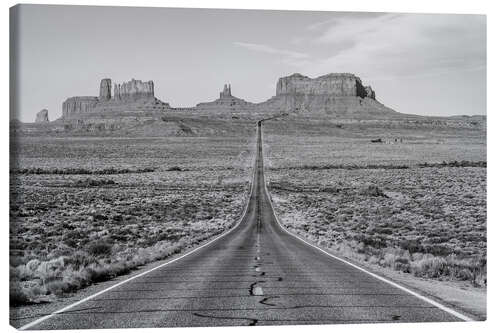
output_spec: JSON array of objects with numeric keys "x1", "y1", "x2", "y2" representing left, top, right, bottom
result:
[{"x1": 16, "y1": 72, "x2": 486, "y2": 135}]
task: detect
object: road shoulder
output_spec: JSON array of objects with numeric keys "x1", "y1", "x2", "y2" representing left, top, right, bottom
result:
[{"x1": 276, "y1": 226, "x2": 486, "y2": 321}]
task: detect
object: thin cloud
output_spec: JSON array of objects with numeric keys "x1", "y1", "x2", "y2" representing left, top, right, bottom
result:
[
  {"x1": 313, "y1": 13, "x2": 401, "y2": 44},
  {"x1": 233, "y1": 41, "x2": 309, "y2": 59},
  {"x1": 303, "y1": 13, "x2": 486, "y2": 80},
  {"x1": 233, "y1": 41, "x2": 314, "y2": 68}
]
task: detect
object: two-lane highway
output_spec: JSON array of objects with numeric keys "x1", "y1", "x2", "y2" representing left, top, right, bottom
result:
[{"x1": 18, "y1": 121, "x2": 469, "y2": 329}]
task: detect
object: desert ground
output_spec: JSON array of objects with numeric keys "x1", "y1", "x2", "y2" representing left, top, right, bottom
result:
[
  {"x1": 263, "y1": 120, "x2": 486, "y2": 290},
  {"x1": 10, "y1": 117, "x2": 487, "y2": 322},
  {"x1": 10, "y1": 133, "x2": 255, "y2": 305}
]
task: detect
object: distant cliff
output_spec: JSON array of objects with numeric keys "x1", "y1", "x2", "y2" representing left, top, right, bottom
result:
[
  {"x1": 113, "y1": 79, "x2": 154, "y2": 101},
  {"x1": 46, "y1": 72, "x2": 485, "y2": 134},
  {"x1": 61, "y1": 78, "x2": 170, "y2": 120},
  {"x1": 276, "y1": 73, "x2": 375, "y2": 99},
  {"x1": 62, "y1": 96, "x2": 99, "y2": 118},
  {"x1": 255, "y1": 73, "x2": 395, "y2": 118}
]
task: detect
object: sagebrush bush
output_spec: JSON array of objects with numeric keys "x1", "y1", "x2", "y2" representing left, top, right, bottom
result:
[
  {"x1": 25, "y1": 259, "x2": 41, "y2": 272},
  {"x1": 87, "y1": 240, "x2": 113, "y2": 257},
  {"x1": 36, "y1": 257, "x2": 66, "y2": 284},
  {"x1": 45, "y1": 280, "x2": 70, "y2": 296},
  {"x1": 361, "y1": 185, "x2": 387, "y2": 197}
]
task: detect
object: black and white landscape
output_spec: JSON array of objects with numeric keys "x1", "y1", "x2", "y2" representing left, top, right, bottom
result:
[{"x1": 9, "y1": 4, "x2": 486, "y2": 329}]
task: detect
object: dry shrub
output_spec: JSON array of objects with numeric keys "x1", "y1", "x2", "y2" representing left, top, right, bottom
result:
[
  {"x1": 411, "y1": 256, "x2": 449, "y2": 278},
  {"x1": 326, "y1": 241, "x2": 486, "y2": 286},
  {"x1": 35, "y1": 257, "x2": 66, "y2": 283},
  {"x1": 361, "y1": 185, "x2": 387, "y2": 197},
  {"x1": 26, "y1": 259, "x2": 41, "y2": 272},
  {"x1": 61, "y1": 268, "x2": 92, "y2": 290},
  {"x1": 45, "y1": 280, "x2": 70, "y2": 296},
  {"x1": 87, "y1": 240, "x2": 113, "y2": 257}
]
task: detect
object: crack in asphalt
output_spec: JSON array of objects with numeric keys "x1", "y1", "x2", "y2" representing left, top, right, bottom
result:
[
  {"x1": 259, "y1": 296, "x2": 280, "y2": 307},
  {"x1": 49, "y1": 304, "x2": 435, "y2": 316},
  {"x1": 127, "y1": 279, "x2": 386, "y2": 284},
  {"x1": 99, "y1": 292, "x2": 410, "y2": 299},
  {"x1": 140, "y1": 274, "x2": 268, "y2": 278},
  {"x1": 10, "y1": 293, "x2": 415, "y2": 320},
  {"x1": 108, "y1": 285, "x2": 402, "y2": 293},
  {"x1": 128, "y1": 280, "x2": 271, "y2": 284},
  {"x1": 190, "y1": 313, "x2": 416, "y2": 325},
  {"x1": 192, "y1": 312, "x2": 258, "y2": 326}
]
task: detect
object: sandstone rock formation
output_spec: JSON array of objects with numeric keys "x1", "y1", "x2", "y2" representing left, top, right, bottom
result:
[
  {"x1": 113, "y1": 79, "x2": 154, "y2": 101},
  {"x1": 99, "y1": 78, "x2": 112, "y2": 101},
  {"x1": 35, "y1": 109, "x2": 49, "y2": 123},
  {"x1": 195, "y1": 83, "x2": 254, "y2": 115},
  {"x1": 220, "y1": 84, "x2": 232, "y2": 98},
  {"x1": 275, "y1": 73, "x2": 372, "y2": 98},
  {"x1": 61, "y1": 78, "x2": 169, "y2": 120},
  {"x1": 53, "y1": 72, "x2": 486, "y2": 134},
  {"x1": 256, "y1": 73, "x2": 398, "y2": 118},
  {"x1": 62, "y1": 96, "x2": 99, "y2": 118}
]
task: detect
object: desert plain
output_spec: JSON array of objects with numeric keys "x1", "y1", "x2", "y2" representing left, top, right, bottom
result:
[{"x1": 10, "y1": 73, "x2": 487, "y2": 321}]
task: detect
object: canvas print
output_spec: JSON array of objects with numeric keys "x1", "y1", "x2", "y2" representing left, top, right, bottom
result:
[{"x1": 9, "y1": 4, "x2": 486, "y2": 329}]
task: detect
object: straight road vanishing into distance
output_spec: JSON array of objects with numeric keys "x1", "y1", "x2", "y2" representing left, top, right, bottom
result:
[{"x1": 19, "y1": 120, "x2": 471, "y2": 329}]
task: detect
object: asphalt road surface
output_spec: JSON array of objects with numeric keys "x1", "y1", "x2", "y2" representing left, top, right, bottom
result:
[{"x1": 20, "y1": 121, "x2": 467, "y2": 329}]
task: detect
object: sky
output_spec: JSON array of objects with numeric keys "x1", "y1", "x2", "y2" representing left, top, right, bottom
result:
[{"x1": 12, "y1": 5, "x2": 486, "y2": 122}]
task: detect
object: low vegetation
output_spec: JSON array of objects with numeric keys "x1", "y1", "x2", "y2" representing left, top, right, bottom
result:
[
  {"x1": 11, "y1": 167, "x2": 156, "y2": 175},
  {"x1": 10, "y1": 181, "x2": 248, "y2": 305},
  {"x1": 417, "y1": 161, "x2": 486, "y2": 168},
  {"x1": 10, "y1": 135, "x2": 255, "y2": 306},
  {"x1": 270, "y1": 160, "x2": 486, "y2": 171},
  {"x1": 265, "y1": 130, "x2": 486, "y2": 287}
]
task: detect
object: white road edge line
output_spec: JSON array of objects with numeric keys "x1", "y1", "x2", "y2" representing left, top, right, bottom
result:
[
  {"x1": 19, "y1": 126, "x2": 261, "y2": 331},
  {"x1": 259, "y1": 122, "x2": 474, "y2": 323}
]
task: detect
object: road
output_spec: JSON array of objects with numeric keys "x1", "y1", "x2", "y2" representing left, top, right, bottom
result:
[{"x1": 20, "y1": 120, "x2": 467, "y2": 329}]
